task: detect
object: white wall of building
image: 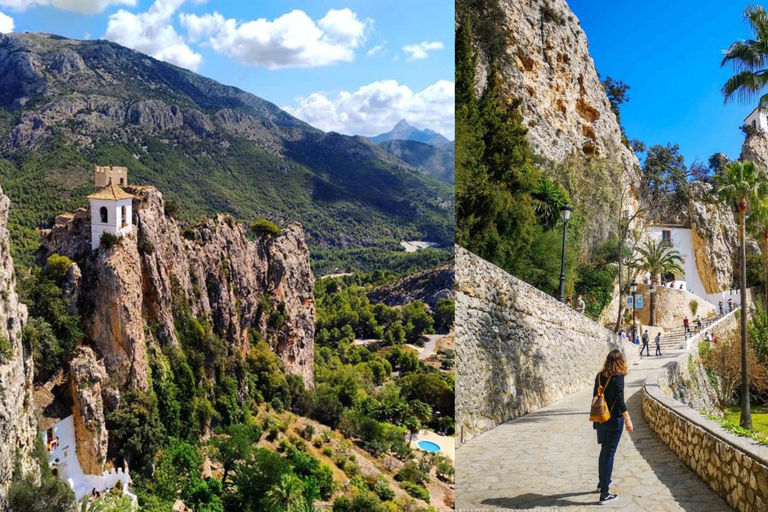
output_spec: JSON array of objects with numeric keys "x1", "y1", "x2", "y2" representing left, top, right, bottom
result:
[
  {"x1": 745, "y1": 108, "x2": 768, "y2": 132},
  {"x1": 646, "y1": 226, "x2": 743, "y2": 309},
  {"x1": 43, "y1": 416, "x2": 137, "y2": 504},
  {"x1": 90, "y1": 198, "x2": 133, "y2": 250}
]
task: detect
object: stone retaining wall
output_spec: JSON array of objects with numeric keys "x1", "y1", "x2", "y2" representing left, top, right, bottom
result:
[
  {"x1": 456, "y1": 246, "x2": 640, "y2": 447},
  {"x1": 643, "y1": 314, "x2": 768, "y2": 512}
]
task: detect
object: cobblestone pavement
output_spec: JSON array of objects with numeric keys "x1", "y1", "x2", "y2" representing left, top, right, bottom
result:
[{"x1": 456, "y1": 351, "x2": 733, "y2": 511}]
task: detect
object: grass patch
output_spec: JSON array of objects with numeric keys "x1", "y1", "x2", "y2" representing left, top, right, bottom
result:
[{"x1": 704, "y1": 409, "x2": 768, "y2": 445}]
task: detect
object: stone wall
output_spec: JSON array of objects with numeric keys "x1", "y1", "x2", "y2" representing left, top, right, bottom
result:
[
  {"x1": 456, "y1": 246, "x2": 640, "y2": 447},
  {"x1": 633, "y1": 284, "x2": 717, "y2": 330},
  {"x1": 643, "y1": 312, "x2": 768, "y2": 512}
]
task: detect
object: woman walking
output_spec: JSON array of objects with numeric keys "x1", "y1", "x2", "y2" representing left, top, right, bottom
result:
[{"x1": 593, "y1": 349, "x2": 634, "y2": 505}]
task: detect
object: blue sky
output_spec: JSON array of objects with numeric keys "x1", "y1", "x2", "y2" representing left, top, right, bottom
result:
[
  {"x1": 0, "y1": 0, "x2": 454, "y2": 139},
  {"x1": 569, "y1": 0, "x2": 760, "y2": 165}
]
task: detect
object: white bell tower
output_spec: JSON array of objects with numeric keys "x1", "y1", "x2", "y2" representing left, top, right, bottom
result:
[{"x1": 88, "y1": 166, "x2": 134, "y2": 250}]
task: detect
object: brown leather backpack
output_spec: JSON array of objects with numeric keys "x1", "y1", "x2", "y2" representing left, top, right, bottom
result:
[{"x1": 590, "y1": 374, "x2": 616, "y2": 423}]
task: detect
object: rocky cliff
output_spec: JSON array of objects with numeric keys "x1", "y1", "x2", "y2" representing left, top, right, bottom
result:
[
  {"x1": 0, "y1": 186, "x2": 36, "y2": 507},
  {"x1": 69, "y1": 347, "x2": 108, "y2": 475},
  {"x1": 741, "y1": 131, "x2": 768, "y2": 169},
  {"x1": 688, "y1": 182, "x2": 738, "y2": 293},
  {"x1": 41, "y1": 186, "x2": 316, "y2": 388},
  {"x1": 367, "y1": 261, "x2": 454, "y2": 309},
  {"x1": 494, "y1": 0, "x2": 641, "y2": 187}
]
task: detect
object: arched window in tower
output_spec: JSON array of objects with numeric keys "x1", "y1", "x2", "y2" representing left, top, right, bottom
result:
[
  {"x1": 122, "y1": 205, "x2": 127, "y2": 227},
  {"x1": 100, "y1": 207, "x2": 108, "y2": 224}
]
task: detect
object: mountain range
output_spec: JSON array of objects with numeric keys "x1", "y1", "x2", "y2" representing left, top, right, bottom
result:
[
  {"x1": 369, "y1": 119, "x2": 451, "y2": 146},
  {"x1": 0, "y1": 33, "x2": 454, "y2": 269}
]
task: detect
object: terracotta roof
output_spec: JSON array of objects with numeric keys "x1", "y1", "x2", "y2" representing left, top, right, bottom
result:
[
  {"x1": 38, "y1": 415, "x2": 61, "y2": 433},
  {"x1": 33, "y1": 386, "x2": 55, "y2": 411},
  {"x1": 87, "y1": 181, "x2": 135, "y2": 201}
]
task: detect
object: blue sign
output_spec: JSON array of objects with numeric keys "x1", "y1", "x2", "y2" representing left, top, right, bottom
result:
[
  {"x1": 635, "y1": 294, "x2": 644, "y2": 308},
  {"x1": 626, "y1": 296, "x2": 633, "y2": 308}
]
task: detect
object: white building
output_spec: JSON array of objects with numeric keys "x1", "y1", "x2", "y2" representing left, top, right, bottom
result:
[
  {"x1": 43, "y1": 415, "x2": 136, "y2": 504},
  {"x1": 88, "y1": 172, "x2": 134, "y2": 251},
  {"x1": 646, "y1": 224, "x2": 742, "y2": 308},
  {"x1": 745, "y1": 106, "x2": 768, "y2": 132}
]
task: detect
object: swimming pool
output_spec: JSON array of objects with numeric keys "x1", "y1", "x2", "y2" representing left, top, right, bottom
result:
[{"x1": 418, "y1": 440, "x2": 441, "y2": 453}]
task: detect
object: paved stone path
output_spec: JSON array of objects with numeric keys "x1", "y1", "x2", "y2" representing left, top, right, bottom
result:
[{"x1": 456, "y1": 351, "x2": 733, "y2": 511}]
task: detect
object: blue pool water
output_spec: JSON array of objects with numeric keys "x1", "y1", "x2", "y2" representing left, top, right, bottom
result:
[{"x1": 418, "y1": 440, "x2": 441, "y2": 453}]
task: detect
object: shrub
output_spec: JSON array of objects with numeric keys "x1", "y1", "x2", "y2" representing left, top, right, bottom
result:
[
  {"x1": 137, "y1": 232, "x2": 155, "y2": 255},
  {"x1": 400, "y1": 481, "x2": 430, "y2": 503},
  {"x1": 690, "y1": 299, "x2": 699, "y2": 317},
  {"x1": 182, "y1": 227, "x2": 196, "y2": 240},
  {"x1": 8, "y1": 474, "x2": 75, "y2": 512},
  {"x1": 322, "y1": 446, "x2": 333, "y2": 457},
  {"x1": 252, "y1": 218, "x2": 281, "y2": 239},
  {"x1": 373, "y1": 478, "x2": 395, "y2": 501},
  {"x1": 100, "y1": 232, "x2": 120, "y2": 250},
  {"x1": 164, "y1": 199, "x2": 180, "y2": 217},
  {"x1": 0, "y1": 334, "x2": 13, "y2": 360},
  {"x1": 45, "y1": 254, "x2": 72, "y2": 282},
  {"x1": 302, "y1": 424, "x2": 315, "y2": 440},
  {"x1": 312, "y1": 437, "x2": 323, "y2": 448}
]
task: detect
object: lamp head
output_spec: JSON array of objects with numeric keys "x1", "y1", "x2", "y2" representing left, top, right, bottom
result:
[
  {"x1": 560, "y1": 204, "x2": 572, "y2": 223},
  {"x1": 631, "y1": 280, "x2": 637, "y2": 293}
]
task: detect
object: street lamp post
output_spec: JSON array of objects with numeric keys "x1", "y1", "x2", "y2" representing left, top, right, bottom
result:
[
  {"x1": 631, "y1": 280, "x2": 638, "y2": 344},
  {"x1": 558, "y1": 204, "x2": 573, "y2": 303},
  {"x1": 650, "y1": 283, "x2": 656, "y2": 327}
]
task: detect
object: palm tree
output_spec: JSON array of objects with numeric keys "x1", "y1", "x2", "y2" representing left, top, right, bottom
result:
[
  {"x1": 722, "y1": 5, "x2": 768, "y2": 107},
  {"x1": 264, "y1": 473, "x2": 308, "y2": 512},
  {"x1": 636, "y1": 240, "x2": 684, "y2": 326},
  {"x1": 531, "y1": 177, "x2": 570, "y2": 230},
  {"x1": 748, "y1": 195, "x2": 768, "y2": 303},
  {"x1": 713, "y1": 160, "x2": 768, "y2": 429}
]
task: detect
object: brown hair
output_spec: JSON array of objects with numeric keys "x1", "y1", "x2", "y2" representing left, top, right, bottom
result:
[{"x1": 601, "y1": 349, "x2": 627, "y2": 378}]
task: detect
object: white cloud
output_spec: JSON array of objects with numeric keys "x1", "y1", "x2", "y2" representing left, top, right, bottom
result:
[
  {"x1": 283, "y1": 79, "x2": 454, "y2": 140},
  {"x1": 105, "y1": 0, "x2": 202, "y2": 71},
  {"x1": 403, "y1": 41, "x2": 443, "y2": 61},
  {"x1": 179, "y1": 8, "x2": 371, "y2": 69},
  {"x1": 367, "y1": 42, "x2": 386, "y2": 57},
  {"x1": 0, "y1": 0, "x2": 136, "y2": 14},
  {"x1": 0, "y1": 11, "x2": 12, "y2": 32}
]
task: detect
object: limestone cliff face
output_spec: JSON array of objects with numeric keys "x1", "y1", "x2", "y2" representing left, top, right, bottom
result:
[
  {"x1": 688, "y1": 182, "x2": 738, "y2": 294},
  {"x1": 41, "y1": 186, "x2": 316, "y2": 388},
  {"x1": 740, "y1": 132, "x2": 768, "y2": 169},
  {"x1": 495, "y1": 0, "x2": 641, "y2": 188},
  {"x1": 0, "y1": 187, "x2": 35, "y2": 507},
  {"x1": 69, "y1": 347, "x2": 108, "y2": 475},
  {"x1": 85, "y1": 231, "x2": 149, "y2": 390}
]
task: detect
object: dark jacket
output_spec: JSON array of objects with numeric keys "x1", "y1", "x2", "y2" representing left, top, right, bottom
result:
[{"x1": 593, "y1": 372, "x2": 627, "y2": 420}]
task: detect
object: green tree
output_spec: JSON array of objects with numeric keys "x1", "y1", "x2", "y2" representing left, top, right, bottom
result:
[
  {"x1": 531, "y1": 177, "x2": 570, "y2": 230},
  {"x1": 433, "y1": 298, "x2": 454, "y2": 332},
  {"x1": 722, "y1": 5, "x2": 768, "y2": 108},
  {"x1": 635, "y1": 240, "x2": 684, "y2": 326},
  {"x1": 264, "y1": 473, "x2": 308, "y2": 512},
  {"x1": 642, "y1": 143, "x2": 688, "y2": 198},
  {"x1": 106, "y1": 389, "x2": 165, "y2": 473},
  {"x1": 713, "y1": 159, "x2": 768, "y2": 429},
  {"x1": 7, "y1": 475, "x2": 75, "y2": 512}
]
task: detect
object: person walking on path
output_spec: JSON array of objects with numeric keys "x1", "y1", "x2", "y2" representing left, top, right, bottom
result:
[
  {"x1": 683, "y1": 316, "x2": 690, "y2": 335},
  {"x1": 593, "y1": 349, "x2": 634, "y2": 505},
  {"x1": 576, "y1": 295, "x2": 586, "y2": 314},
  {"x1": 641, "y1": 330, "x2": 650, "y2": 357},
  {"x1": 728, "y1": 298, "x2": 733, "y2": 312},
  {"x1": 719, "y1": 301, "x2": 723, "y2": 316},
  {"x1": 696, "y1": 315, "x2": 702, "y2": 332},
  {"x1": 655, "y1": 333, "x2": 662, "y2": 356},
  {"x1": 619, "y1": 331, "x2": 627, "y2": 342}
]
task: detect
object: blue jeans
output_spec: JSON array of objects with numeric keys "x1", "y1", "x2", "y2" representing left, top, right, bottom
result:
[{"x1": 597, "y1": 417, "x2": 624, "y2": 498}]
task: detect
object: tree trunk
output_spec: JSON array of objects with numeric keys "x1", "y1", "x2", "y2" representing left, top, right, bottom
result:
[
  {"x1": 740, "y1": 203, "x2": 753, "y2": 430},
  {"x1": 615, "y1": 236, "x2": 624, "y2": 333}
]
